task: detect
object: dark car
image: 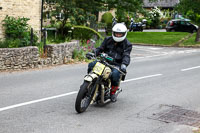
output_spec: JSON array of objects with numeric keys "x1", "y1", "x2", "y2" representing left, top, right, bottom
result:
[
  {"x1": 166, "y1": 19, "x2": 198, "y2": 33},
  {"x1": 129, "y1": 22, "x2": 143, "y2": 32}
]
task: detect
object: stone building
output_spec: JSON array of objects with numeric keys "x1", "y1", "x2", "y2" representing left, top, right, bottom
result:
[{"x1": 0, "y1": 0, "x2": 42, "y2": 39}]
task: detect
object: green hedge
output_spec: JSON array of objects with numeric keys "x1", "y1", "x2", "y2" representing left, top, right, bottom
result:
[
  {"x1": 101, "y1": 12, "x2": 113, "y2": 26},
  {"x1": 72, "y1": 26, "x2": 103, "y2": 41}
]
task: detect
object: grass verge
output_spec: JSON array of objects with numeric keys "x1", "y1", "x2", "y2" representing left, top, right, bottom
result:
[
  {"x1": 127, "y1": 32, "x2": 190, "y2": 46},
  {"x1": 180, "y1": 33, "x2": 200, "y2": 47}
]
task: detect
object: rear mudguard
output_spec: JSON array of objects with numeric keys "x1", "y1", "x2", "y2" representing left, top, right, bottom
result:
[{"x1": 84, "y1": 73, "x2": 98, "y2": 82}]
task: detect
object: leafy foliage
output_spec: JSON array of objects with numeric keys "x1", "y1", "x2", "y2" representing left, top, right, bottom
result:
[
  {"x1": 106, "y1": 0, "x2": 144, "y2": 23},
  {"x1": 3, "y1": 16, "x2": 30, "y2": 39},
  {"x1": 176, "y1": 0, "x2": 200, "y2": 42},
  {"x1": 72, "y1": 49, "x2": 86, "y2": 61},
  {"x1": 45, "y1": 0, "x2": 105, "y2": 30},
  {"x1": 72, "y1": 25, "x2": 103, "y2": 41},
  {"x1": 146, "y1": 7, "x2": 162, "y2": 28},
  {"x1": 101, "y1": 12, "x2": 113, "y2": 26},
  {"x1": 1, "y1": 16, "x2": 38, "y2": 48},
  {"x1": 44, "y1": 0, "x2": 146, "y2": 32}
]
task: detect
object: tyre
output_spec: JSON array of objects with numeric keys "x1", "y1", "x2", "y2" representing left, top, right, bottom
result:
[
  {"x1": 170, "y1": 29, "x2": 175, "y2": 32},
  {"x1": 75, "y1": 81, "x2": 94, "y2": 113}
]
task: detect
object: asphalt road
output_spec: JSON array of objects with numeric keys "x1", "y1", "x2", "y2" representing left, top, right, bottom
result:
[{"x1": 0, "y1": 45, "x2": 200, "y2": 133}]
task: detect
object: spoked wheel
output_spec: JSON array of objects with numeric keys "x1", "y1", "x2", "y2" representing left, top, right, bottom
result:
[{"x1": 75, "y1": 81, "x2": 95, "y2": 113}]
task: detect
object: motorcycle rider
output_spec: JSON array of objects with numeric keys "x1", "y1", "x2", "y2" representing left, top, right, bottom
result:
[
  {"x1": 87, "y1": 23, "x2": 132, "y2": 102},
  {"x1": 112, "y1": 17, "x2": 117, "y2": 27},
  {"x1": 129, "y1": 18, "x2": 134, "y2": 31}
]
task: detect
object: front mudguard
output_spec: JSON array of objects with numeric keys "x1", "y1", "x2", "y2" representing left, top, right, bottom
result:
[{"x1": 84, "y1": 73, "x2": 98, "y2": 82}]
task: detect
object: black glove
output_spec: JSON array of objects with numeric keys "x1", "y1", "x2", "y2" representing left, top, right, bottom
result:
[
  {"x1": 86, "y1": 52, "x2": 95, "y2": 59},
  {"x1": 121, "y1": 64, "x2": 127, "y2": 72}
]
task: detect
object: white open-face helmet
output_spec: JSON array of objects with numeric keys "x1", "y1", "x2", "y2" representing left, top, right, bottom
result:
[{"x1": 112, "y1": 23, "x2": 128, "y2": 42}]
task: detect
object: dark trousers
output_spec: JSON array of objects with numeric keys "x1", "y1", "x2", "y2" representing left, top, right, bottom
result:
[{"x1": 88, "y1": 61, "x2": 121, "y2": 86}]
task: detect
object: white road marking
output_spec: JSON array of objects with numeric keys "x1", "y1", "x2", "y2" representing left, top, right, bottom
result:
[
  {"x1": 181, "y1": 66, "x2": 200, "y2": 71},
  {"x1": 0, "y1": 74, "x2": 163, "y2": 112},
  {"x1": 132, "y1": 46, "x2": 200, "y2": 61},
  {"x1": 148, "y1": 47, "x2": 163, "y2": 50},
  {"x1": 0, "y1": 91, "x2": 78, "y2": 112},
  {"x1": 132, "y1": 53, "x2": 168, "y2": 60},
  {"x1": 122, "y1": 74, "x2": 163, "y2": 83}
]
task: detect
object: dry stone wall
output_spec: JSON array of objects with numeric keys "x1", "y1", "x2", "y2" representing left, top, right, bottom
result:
[
  {"x1": 0, "y1": 47, "x2": 39, "y2": 70},
  {"x1": 0, "y1": 41, "x2": 79, "y2": 71},
  {"x1": 44, "y1": 41, "x2": 80, "y2": 65}
]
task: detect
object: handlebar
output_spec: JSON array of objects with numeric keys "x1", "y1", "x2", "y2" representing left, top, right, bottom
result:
[
  {"x1": 86, "y1": 52, "x2": 126, "y2": 76},
  {"x1": 105, "y1": 62, "x2": 126, "y2": 76}
]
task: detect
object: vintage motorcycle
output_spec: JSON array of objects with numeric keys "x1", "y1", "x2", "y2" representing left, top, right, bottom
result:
[{"x1": 75, "y1": 52, "x2": 126, "y2": 113}]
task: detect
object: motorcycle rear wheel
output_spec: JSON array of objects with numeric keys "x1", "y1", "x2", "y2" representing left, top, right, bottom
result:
[{"x1": 75, "y1": 81, "x2": 94, "y2": 113}]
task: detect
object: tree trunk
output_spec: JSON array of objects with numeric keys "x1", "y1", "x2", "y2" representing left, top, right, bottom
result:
[{"x1": 195, "y1": 26, "x2": 200, "y2": 42}]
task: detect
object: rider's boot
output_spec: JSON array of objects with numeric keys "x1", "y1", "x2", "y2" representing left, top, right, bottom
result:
[{"x1": 110, "y1": 86, "x2": 118, "y2": 102}]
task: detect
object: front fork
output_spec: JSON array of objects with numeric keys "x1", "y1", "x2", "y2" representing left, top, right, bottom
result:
[
  {"x1": 84, "y1": 73, "x2": 123, "y2": 104},
  {"x1": 90, "y1": 84, "x2": 99, "y2": 104}
]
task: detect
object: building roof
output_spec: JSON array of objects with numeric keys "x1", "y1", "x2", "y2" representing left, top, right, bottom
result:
[{"x1": 143, "y1": 0, "x2": 180, "y2": 8}]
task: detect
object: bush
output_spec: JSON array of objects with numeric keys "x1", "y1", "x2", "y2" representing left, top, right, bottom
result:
[
  {"x1": 2, "y1": 16, "x2": 38, "y2": 48},
  {"x1": 72, "y1": 39, "x2": 103, "y2": 61},
  {"x1": 147, "y1": 7, "x2": 162, "y2": 28},
  {"x1": 101, "y1": 12, "x2": 113, "y2": 25},
  {"x1": 72, "y1": 26, "x2": 103, "y2": 41},
  {"x1": 97, "y1": 22, "x2": 107, "y2": 29},
  {"x1": 72, "y1": 49, "x2": 86, "y2": 61},
  {"x1": 3, "y1": 16, "x2": 30, "y2": 39},
  {"x1": 0, "y1": 39, "x2": 22, "y2": 48}
]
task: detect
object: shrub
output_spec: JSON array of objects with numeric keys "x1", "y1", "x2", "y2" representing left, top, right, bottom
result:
[
  {"x1": 94, "y1": 39, "x2": 103, "y2": 48},
  {"x1": 147, "y1": 7, "x2": 162, "y2": 28},
  {"x1": 0, "y1": 39, "x2": 22, "y2": 48},
  {"x1": 72, "y1": 26, "x2": 103, "y2": 41},
  {"x1": 72, "y1": 39, "x2": 103, "y2": 61},
  {"x1": 97, "y1": 22, "x2": 107, "y2": 29},
  {"x1": 2, "y1": 16, "x2": 38, "y2": 48},
  {"x1": 72, "y1": 49, "x2": 86, "y2": 61},
  {"x1": 101, "y1": 12, "x2": 113, "y2": 26},
  {"x1": 3, "y1": 16, "x2": 30, "y2": 39}
]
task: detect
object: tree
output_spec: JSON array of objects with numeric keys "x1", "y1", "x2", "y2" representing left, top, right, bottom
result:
[
  {"x1": 106, "y1": 0, "x2": 144, "y2": 23},
  {"x1": 76, "y1": 0, "x2": 106, "y2": 18},
  {"x1": 45, "y1": 0, "x2": 106, "y2": 34},
  {"x1": 176, "y1": 0, "x2": 200, "y2": 42}
]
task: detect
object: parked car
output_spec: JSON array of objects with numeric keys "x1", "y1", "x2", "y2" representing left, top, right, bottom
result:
[
  {"x1": 166, "y1": 19, "x2": 198, "y2": 33},
  {"x1": 129, "y1": 22, "x2": 143, "y2": 32}
]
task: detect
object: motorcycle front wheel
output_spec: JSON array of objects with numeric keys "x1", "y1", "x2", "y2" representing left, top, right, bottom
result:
[{"x1": 75, "y1": 81, "x2": 95, "y2": 113}]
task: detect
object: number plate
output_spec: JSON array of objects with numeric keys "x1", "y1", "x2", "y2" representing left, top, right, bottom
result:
[{"x1": 93, "y1": 62, "x2": 105, "y2": 75}]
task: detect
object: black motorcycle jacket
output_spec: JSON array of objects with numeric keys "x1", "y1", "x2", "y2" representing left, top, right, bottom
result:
[{"x1": 95, "y1": 37, "x2": 132, "y2": 66}]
